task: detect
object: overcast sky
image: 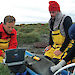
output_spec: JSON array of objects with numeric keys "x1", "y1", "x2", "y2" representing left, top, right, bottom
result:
[{"x1": 0, "y1": 0, "x2": 75, "y2": 24}]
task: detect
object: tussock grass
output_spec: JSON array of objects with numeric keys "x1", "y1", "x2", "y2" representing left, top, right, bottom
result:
[
  {"x1": 0, "y1": 64, "x2": 10, "y2": 75},
  {"x1": 17, "y1": 31, "x2": 41, "y2": 44},
  {"x1": 15, "y1": 23, "x2": 49, "y2": 47}
]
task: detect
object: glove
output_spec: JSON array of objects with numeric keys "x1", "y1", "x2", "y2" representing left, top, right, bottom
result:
[{"x1": 44, "y1": 45, "x2": 51, "y2": 52}]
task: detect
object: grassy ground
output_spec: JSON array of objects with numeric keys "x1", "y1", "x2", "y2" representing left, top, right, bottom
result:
[
  {"x1": 0, "y1": 64, "x2": 10, "y2": 75},
  {"x1": 16, "y1": 23, "x2": 50, "y2": 54},
  {"x1": 16, "y1": 23, "x2": 50, "y2": 47}
]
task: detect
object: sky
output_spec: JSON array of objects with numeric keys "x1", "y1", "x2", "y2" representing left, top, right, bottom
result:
[{"x1": 0, "y1": 0, "x2": 75, "y2": 24}]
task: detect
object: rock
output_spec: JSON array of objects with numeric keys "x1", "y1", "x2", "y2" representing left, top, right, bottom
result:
[{"x1": 33, "y1": 42, "x2": 48, "y2": 48}]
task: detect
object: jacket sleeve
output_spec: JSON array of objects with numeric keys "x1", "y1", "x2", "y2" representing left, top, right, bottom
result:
[
  {"x1": 8, "y1": 29, "x2": 18, "y2": 49},
  {"x1": 0, "y1": 50, "x2": 3, "y2": 56},
  {"x1": 60, "y1": 16, "x2": 72, "y2": 52}
]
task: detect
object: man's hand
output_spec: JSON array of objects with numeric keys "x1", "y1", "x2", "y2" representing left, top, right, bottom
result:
[
  {"x1": 54, "y1": 50, "x2": 62, "y2": 56},
  {"x1": 44, "y1": 45, "x2": 51, "y2": 52}
]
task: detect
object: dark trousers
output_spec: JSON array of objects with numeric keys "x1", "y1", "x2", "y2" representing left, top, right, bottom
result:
[{"x1": 63, "y1": 46, "x2": 75, "y2": 63}]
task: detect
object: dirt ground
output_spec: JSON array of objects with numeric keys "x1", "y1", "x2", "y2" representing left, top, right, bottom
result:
[
  {"x1": 18, "y1": 43, "x2": 45, "y2": 54},
  {"x1": 18, "y1": 34, "x2": 49, "y2": 55}
]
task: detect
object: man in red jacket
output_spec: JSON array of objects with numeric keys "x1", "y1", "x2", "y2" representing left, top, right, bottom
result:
[{"x1": 0, "y1": 15, "x2": 18, "y2": 63}]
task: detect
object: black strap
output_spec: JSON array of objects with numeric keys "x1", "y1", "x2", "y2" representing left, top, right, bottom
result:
[
  {"x1": 52, "y1": 33, "x2": 60, "y2": 35},
  {"x1": 58, "y1": 15, "x2": 65, "y2": 29},
  {"x1": 0, "y1": 32, "x2": 2, "y2": 39}
]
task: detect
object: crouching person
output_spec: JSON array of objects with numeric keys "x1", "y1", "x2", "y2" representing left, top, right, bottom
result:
[
  {"x1": 44, "y1": 1, "x2": 74, "y2": 65},
  {"x1": 0, "y1": 15, "x2": 18, "y2": 63}
]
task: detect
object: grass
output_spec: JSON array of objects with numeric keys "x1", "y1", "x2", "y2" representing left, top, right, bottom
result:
[
  {"x1": 17, "y1": 31, "x2": 41, "y2": 44},
  {"x1": 0, "y1": 64, "x2": 10, "y2": 75},
  {"x1": 15, "y1": 23, "x2": 50, "y2": 46}
]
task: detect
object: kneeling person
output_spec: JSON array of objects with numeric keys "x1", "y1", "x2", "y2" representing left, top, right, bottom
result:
[
  {"x1": 49, "y1": 23, "x2": 75, "y2": 73},
  {"x1": 0, "y1": 15, "x2": 18, "y2": 63}
]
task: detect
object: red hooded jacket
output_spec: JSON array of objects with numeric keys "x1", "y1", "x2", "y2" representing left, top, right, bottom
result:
[{"x1": 0, "y1": 24, "x2": 18, "y2": 55}]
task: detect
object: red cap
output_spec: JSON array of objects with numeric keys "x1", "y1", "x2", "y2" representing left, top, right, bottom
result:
[{"x1": 49, "y1": 1, "x2": 60, "y2": 12}]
